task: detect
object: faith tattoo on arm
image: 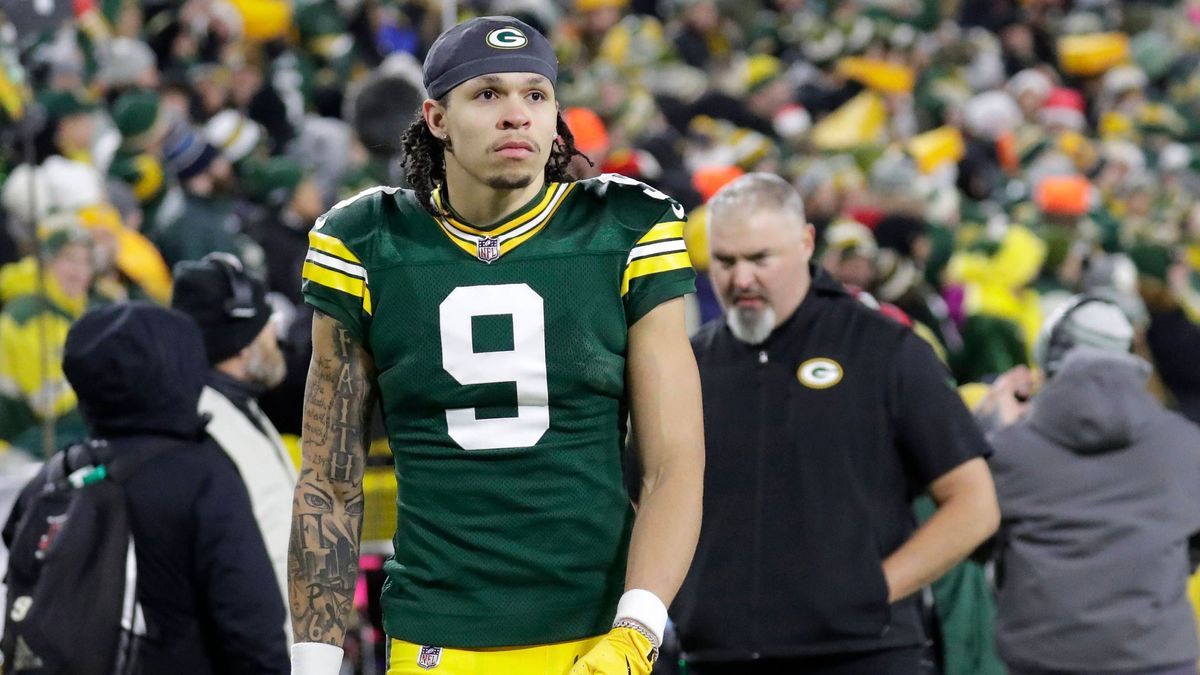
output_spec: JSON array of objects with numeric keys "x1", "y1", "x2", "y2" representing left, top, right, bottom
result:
[{"x1": 288, "y1": 312, "x2": 377, "y2": 646}]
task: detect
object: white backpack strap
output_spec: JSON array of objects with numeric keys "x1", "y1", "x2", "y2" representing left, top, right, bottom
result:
[{"x1": 114, "y1": 534, "x2": 146, "y2": 674}]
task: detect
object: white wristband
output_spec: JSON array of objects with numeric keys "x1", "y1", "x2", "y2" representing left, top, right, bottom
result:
[
  {"x1": 613, "y1": 589, "x2": 668, "y2": 646},
  {"x1": 291, "y1": 641, "x2": 344, "y2": 675}
]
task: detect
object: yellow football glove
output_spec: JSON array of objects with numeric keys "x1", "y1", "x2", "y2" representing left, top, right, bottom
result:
[{"x1": 569, "y1": 625, "x2": 658, "y2": 675}]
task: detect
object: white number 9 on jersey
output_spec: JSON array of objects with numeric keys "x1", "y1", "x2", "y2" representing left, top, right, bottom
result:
[{"x1": 439, "y1": 284, "x2": 550, "y2": 450}]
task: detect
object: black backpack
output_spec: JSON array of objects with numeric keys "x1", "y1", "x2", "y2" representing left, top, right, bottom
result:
[{"x1": 1, "y1": 439, "x2": 163, "y2": 675}]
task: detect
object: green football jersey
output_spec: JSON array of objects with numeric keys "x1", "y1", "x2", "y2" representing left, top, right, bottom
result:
[{"x1": 301, "y1": 174, "x2": 695, "y2": 648}]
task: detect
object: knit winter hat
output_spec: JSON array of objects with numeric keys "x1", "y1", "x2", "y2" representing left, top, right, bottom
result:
[
  {"x1": 171, "y1": 254, "x2": 271, "y2": 365},
  {"x1": 823, "y1": 219, "x2": 877, "y2": 259},
  {"x1": 113, "y1": 90, "x2": 167, "y2": 152},
  {"x1": 204, "y1": 110, "x2": 263, "y2": 164},
  {"x1": 38, "y1": 214, "x2": 92, "y2": 258},
  {"x1": 38, "y1": 89, "x2": 97, "y2": 121},
  {"x1": 1039, "y1": 88, "x2": 1087, "y2": 131},
  {"x1": 240, "y1": 157, "x2": 305, "y2": 209},
  {"x1": 1034, "y1": 295, "x2": 1134, "y2": 376},
  {"x1": 162, "y1": 124, "x2": 219, "y2": 181},
  {"x1": 96, "y1": 38, "x2": 156, "y2": 88}
]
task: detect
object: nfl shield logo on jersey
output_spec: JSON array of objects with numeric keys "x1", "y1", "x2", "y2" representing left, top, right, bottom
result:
[
  {"x1": 476, "y1": 237, "x2": 500, "y2": 263},
  {"x1": 417, "y1": 645, "x2": 443, "y2": 670}
]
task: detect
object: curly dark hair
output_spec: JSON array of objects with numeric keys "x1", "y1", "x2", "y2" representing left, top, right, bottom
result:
[{"x1": 400, "y1": 102, "x2": 591, "y2": 216}]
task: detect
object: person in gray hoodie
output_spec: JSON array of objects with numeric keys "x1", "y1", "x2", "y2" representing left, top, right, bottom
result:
[{"x1": 978, "y1": 294, "x2": 1200, "y2": 675}]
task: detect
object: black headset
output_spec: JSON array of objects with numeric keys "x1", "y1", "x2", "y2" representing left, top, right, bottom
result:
[
  {"x1": 1036, "y1": 293, "x2": 1110, "y2": 374},
  {"x1": 203, "y1": 252, "x2": 258, "y2": 320}
]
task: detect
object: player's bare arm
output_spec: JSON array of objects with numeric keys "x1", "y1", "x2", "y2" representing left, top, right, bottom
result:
[
  {"x1": 571, "y1": 296, "x2": 704, "y2": 675},
  {"x1": 289, "y1": 311, "x2": 377, "y2": 647},
  {"x1": 626, "y1": 297, "x2": 705, "y2": 611}
]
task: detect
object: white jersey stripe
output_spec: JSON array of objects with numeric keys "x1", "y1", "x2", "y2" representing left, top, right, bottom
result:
[
  {"x1": 306, "y1": 250, "x2": 368, "y2": 279},
  {"x1": 627, "y1": 239, "x2": 689, "y2": 264}
]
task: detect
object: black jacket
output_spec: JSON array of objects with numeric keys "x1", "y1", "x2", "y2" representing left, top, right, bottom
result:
[
  {"x1": 674, "y1": 268, "x2": 989, "y2": 662},
  {"x1": 1147, "y1": 307, "x2": 1200, "y2": 426},
  {"x1": 6, "y1": 302, "x2": 289, "y2": 674}
]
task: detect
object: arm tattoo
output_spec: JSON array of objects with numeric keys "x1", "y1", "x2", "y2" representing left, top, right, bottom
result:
[{"x1": 288, "y1": 316, "x2": 376, "y2": 646}]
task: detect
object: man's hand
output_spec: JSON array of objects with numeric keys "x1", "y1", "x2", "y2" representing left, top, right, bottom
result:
[
  {"x1": 569, "y1": 627, "x2": 656, "y2": 675},
  {"x1": 976, "y1": 365, "x2": 1037, "y2": 430}
]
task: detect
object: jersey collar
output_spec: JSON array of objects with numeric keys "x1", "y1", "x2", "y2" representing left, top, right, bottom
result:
[{"x1": 431, "y1": 181, "x2": 576, "y2": 264}]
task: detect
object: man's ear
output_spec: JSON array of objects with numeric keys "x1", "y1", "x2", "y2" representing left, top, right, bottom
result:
[
  {"x1": 423, "y1": 99, "x2": 447, "y2": 140},
  {"x1": 802, "y1": 223, "x2": 817, "y2": 254}
]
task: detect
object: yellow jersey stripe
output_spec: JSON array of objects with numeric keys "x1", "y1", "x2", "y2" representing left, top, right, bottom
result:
[
  {"x1": 438, "y1": 221, "x2": 480, "y2": 257},
  {"x1": 434, "y1": 183, "x2": 560, "y2": 237},
  {"x1": 621, "y1": 251, "x2": 693, "y2": 296},
  {"x1": 309, "y1": 230, "x2": 362, "y2": 265},
  {"x1": 636, "y1": 220, "x2": 686, "y2": 245},
  {"x1": 303, "y1": 261, "x2": 373, "y2": 315},
  {"x1": 500, "y1": 183, "x2": 577, "y2": 254}
]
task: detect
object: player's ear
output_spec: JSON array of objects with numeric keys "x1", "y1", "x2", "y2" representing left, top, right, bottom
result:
[{"x1": 423, "y1": 99, "x2": 448, "y2": 140}]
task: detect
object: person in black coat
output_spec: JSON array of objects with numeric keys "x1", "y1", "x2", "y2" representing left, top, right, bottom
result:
[
  {"x1": 1147, "y1": 305, "x2": 1200, "y2": 426},
  {"x1": 5, "y1": 302, "x2": 289, "y2": 674}
]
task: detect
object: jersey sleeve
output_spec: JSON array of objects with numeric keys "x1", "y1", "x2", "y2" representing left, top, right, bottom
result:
[
  {"x1": 301, "y1": 208, "x2": 373, "y2": 348},
  {"x1": 622, "y1": 202, "x2": 696, "y2": 326}
]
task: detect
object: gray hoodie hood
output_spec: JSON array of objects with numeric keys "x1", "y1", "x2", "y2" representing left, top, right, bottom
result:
[{"x1": 1026, "y1": 347, "x2": 1154, "y2": 455}]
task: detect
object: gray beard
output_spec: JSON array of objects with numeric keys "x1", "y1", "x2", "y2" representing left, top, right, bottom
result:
[
  {"x1": 726, "y1": 305, "x2": 776, "y2": 345},
  {"x1": 246, "y1": 345, "x2": 287, "y2": 390}
]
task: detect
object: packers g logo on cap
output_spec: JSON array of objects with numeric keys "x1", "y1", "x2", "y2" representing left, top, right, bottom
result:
[
  {"x1": 797, "y1": 358, "x2": 843, "y2": 389},
  {"x1": 486, "y1": 27, "x2": 528, "y2": 49}
]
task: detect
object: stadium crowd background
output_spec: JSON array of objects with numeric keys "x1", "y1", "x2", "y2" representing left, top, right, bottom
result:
[{"x1": 2, "y1": 0, "x2": 1200, "y2": 671}]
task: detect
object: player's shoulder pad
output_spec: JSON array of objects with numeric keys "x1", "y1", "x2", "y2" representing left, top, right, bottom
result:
[
  {"x1": 574, "y1": 173, "x2": 687, "y2": 234},
  {"x1": 311, "y1": 185, "x2": 411, "y2": 257}
]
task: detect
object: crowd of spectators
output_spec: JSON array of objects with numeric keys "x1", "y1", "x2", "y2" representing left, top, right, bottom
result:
[
  {"x1": 4, "y1": 0, "x2": 1200, "y2": 671},
  {"x1": 2, "y1": 0, "x2": 1200, "y2": 448}
]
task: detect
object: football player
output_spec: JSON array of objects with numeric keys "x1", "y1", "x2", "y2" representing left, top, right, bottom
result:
[{"x1": 288, "y1": 16, "x2": 704, "y2": 675}]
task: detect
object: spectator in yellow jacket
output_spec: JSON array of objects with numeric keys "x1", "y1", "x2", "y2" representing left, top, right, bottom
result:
[{"x1": 0, "y1": 219, "x2": 95, "y2": 456}]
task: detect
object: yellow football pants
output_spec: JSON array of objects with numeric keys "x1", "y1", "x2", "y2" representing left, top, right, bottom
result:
[{"x1": 387, "y1": 635, "x2": 605, "y2": 675}]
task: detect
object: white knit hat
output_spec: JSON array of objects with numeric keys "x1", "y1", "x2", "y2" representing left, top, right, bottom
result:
[
  {"x1": 96, "y1": 38, "x2": 157, "y2": 87},
  {"x1": 964, "y1": 90, "x2": 1022, "y2": 141},
  {"x1": 204, "y1": 110, "x2": 263, "y2": 164},
  {"x1": 1101, "y1": 65, "x2": 1148, "y2": 97},
  {"x1": 1008, "y1": 68, "x2": 1053, "y2": 103},
  {"x1": 1034, "y1": 296, "x2": 1134, "y2": 375}
]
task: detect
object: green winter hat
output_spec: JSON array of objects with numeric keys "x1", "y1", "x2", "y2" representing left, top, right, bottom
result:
[
  {"x1": 241, "y1": 157, "x2": 305, "y2": 208},
  {"x1": 38, "y1": 214, "x2": 92, "y2": 258},
  {"x1": 112, "y1": 90, "x2": 164, "y2": 148},
  {"x1": 38, "y1": 89, "x2": 98, "y2": 120},
  {"x1": 1128, "y1": 242, "x2": 1172, "y2": 281},
  {"x1": 1131, "y1": 31, "x2": 1177, "y2": 81}
]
